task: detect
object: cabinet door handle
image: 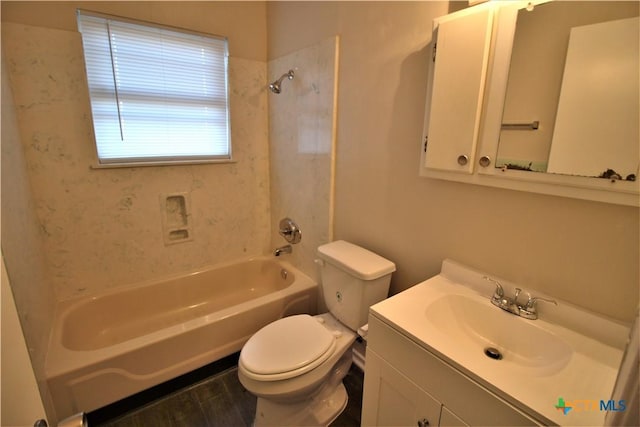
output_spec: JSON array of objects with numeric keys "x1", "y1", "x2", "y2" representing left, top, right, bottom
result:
[
  {"x1": 417, "y1": 418, "x2": 430, "y2": 427},
  {"x1": 479, "y1": 155, "x2": 491, "y2": 167},
  {"x1": 457, "y1": 155, "x2": 469, "y2": 166}
]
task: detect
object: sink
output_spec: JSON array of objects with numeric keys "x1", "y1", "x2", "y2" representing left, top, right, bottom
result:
[
  {"x1": 369, "y1": 259, "x2": 628, "y2": 426},
  {"x1": 425, "y1": 293, "x2": 573, "y2": 375}
]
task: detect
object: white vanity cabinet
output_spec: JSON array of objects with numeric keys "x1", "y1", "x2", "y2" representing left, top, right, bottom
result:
[{"x1": 361, "y1": 315, "x2": 542, "y2": 426}]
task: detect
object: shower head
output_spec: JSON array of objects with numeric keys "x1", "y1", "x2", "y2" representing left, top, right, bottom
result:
[{"x1": 269, "y1": 69, "x2": 295, "y2": 94}]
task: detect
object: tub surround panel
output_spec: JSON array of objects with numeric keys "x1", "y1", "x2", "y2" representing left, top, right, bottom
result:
[
  {"x1": 268, "y1": 36, "x2": 338, "y2": 283},
  {"x1": 2, "y1": 22, "x2": 271, "y2": 300},
  {"x1": 1, "y1": 52, "x2": 57, "y2": 422}
]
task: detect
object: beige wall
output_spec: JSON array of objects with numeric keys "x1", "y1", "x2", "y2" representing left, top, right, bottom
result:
[{"x1": 267, "y1": 1, "x2": 639, "y2": 323}]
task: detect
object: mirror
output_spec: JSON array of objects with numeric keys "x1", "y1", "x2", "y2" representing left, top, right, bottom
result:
[{"x1": 496, "y1": 1, "x2": 639, "y2": 181}]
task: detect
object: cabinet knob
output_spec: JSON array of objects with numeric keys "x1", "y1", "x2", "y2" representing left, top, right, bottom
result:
[
  {"x1": 479, "y1": 155, "x2": 492, "y2": 167},
  {"x1": 417, "y1": 418, "x2": 430, "y2": 427},
  {"x1": 457, "y1": 155, "x2": 469, "y2": 166}
]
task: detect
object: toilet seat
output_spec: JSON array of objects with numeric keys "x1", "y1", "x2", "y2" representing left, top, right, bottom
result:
[{"x1": 240, "y1": 314, "x2": 337, "y2": 381}]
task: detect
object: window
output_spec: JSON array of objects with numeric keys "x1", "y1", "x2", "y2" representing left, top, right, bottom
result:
[{"x1": 77, "y1": 11, "x2": 231, "y2": 166}]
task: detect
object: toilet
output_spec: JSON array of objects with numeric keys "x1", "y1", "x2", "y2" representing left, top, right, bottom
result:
[{"x1": 238, "y1": 240, "x2": 396, "y2": 426}]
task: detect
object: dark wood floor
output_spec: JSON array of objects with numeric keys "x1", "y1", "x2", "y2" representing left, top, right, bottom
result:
[{"x1": 88, "y1": 353, "x2": 363, "y2": 427}]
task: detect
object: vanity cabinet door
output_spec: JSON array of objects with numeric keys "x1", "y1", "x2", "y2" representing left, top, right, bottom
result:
[
  {"x1": 423, "y1": 6, "x2": 493, "y2": 174},
  {"x1": 362, "y1": 349, "x2": 442, "y2": 427},
  {"x1": 367, "y1": 315, "x2": 542, "y2": 426}
]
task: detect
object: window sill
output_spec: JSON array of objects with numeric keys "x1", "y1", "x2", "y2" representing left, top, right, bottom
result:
[{"x1": 90, "y1": 158, "x2": 237, "y2": 169}]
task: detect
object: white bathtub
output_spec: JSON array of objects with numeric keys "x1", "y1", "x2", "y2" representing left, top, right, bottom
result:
[{"x1": 45, "y1": 257, "x2": 317, "y2": 420}]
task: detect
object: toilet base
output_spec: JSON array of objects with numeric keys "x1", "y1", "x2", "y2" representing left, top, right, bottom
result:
[{"x1": 253, "y1": 382, "x2": 348, "y2": 427}]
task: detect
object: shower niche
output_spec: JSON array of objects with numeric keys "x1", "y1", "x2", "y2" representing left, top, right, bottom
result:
[{"x1": 161, "y1": 193, "x2": 193, "y2": 245}]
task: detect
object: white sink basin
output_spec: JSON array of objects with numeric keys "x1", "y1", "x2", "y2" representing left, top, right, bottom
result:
[
  {"x1": 369, "y1": 259, "x2": 629, "y2": 426},
  {"x1": 425, "y1": 293, "x2": 572, "y2": 375}
]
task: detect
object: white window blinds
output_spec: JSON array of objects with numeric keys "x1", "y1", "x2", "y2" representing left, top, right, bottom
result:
[{"x1": 77, "y1": 11, "x2": 231, "y2": 165}]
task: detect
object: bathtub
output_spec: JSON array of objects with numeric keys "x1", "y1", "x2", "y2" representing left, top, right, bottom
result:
[{"x1": 46, "y1": 257, "x2": 317, "y2": 420}]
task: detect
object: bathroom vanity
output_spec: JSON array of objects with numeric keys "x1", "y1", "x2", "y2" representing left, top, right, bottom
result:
[{"x1": 361, "y1": 260, "x2": 629, "y2": 426}]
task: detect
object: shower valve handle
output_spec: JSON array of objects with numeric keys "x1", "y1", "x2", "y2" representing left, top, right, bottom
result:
[{"x1": 278, "y1": 217, "x2": 302, "y2": 244}]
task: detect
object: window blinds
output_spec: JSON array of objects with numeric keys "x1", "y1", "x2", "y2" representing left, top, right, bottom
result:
[{"x1": 77, "y1": 11, "x2": 230, "y2": 164}]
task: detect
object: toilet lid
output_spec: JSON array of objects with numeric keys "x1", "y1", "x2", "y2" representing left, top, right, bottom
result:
[{"x1": 240, "y1": 314, "x2": 336, "y2": 380}]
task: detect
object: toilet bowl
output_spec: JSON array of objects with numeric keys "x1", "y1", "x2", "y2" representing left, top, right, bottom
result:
[
  {"x1": 238, "y1": 240, "x2": 395, "y2": 426},
  {"x1": 239, "y1": 313, "x2": 355, "y2": 425}
]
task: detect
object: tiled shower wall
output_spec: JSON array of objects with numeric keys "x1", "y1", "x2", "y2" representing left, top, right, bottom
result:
[
  {"x1": 2, "y1": 22, "x2": 271, "y2": 301},
  {"x1": 268, "y1": 37, "x2": 338, "y2": 283}
]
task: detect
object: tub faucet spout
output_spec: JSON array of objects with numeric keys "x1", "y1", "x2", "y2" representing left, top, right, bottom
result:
[{"x1": 274, "y1": 245, "x2": 292, "y2": 256}]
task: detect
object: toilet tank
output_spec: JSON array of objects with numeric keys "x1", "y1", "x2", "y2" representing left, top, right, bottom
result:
[{"x1": 317, "y1": 240, "x2": 396, "y2": 331}]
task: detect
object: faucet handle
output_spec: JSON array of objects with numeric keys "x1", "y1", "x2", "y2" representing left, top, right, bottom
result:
[
  {"x1": 513, "y1": 288, "x2": 522, "y2": 304},
  {"x1": 483, "y1": 276, "x2": 504, "y2": 299},
  {"x1": 524, "y1": 295, "x2": 558, "y2": 311}
]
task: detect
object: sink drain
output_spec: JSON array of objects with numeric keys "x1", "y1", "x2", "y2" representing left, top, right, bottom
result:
[{"x1": 484, "y1": 347, "x2": 503, "y2": 360}]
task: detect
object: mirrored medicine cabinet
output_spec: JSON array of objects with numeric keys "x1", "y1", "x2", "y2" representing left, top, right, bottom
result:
[{"x1": 420, "y1": 0, "x2": 639, "y2": 207}]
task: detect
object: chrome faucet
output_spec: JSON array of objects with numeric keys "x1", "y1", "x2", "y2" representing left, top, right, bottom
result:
[
  {"x1": 273, "y1": 244, "x2": 292, "y2": 256},
  {"x1": 484, "y1": 276, "x2": 557, "y2": 320}
]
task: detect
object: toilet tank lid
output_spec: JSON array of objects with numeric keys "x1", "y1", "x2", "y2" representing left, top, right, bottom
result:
[{"x1": 317, "y1": 240, "x2": 396, "y2": 280}]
